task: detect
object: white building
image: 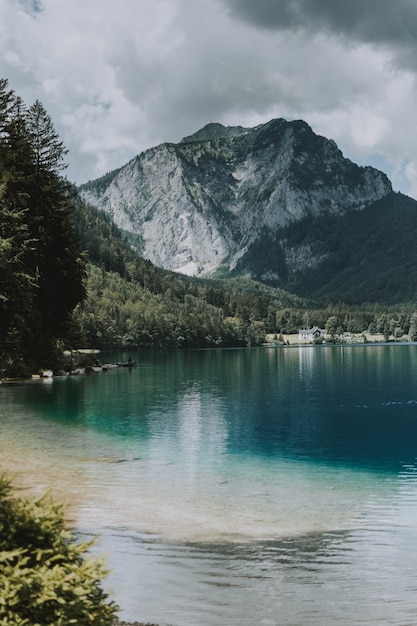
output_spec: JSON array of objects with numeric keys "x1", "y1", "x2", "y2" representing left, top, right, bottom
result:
[{"x1": 298, "y1": 327, "x2": 327, "y2": 342}]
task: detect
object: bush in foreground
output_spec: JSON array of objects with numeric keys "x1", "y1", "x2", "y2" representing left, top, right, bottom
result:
[{"x1": 0, "y1": 473, "x2": 118, "y2": 625}]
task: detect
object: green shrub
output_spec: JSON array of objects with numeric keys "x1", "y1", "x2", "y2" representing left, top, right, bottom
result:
[{"x1": 0, "y1": 474, "x2": 118, "y2": 625}]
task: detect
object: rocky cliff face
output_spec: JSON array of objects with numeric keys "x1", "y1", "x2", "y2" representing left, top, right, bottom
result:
[{"x1": 80, "y1": 118, "x2": 392, "y2": 282}]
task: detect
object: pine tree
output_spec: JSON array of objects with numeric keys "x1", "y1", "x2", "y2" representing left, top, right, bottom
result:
[
  {"x1": 0, "y1": 81, "x2": 86, "y2": 375},
  {"x1": 25, "y1": 100, "x2": 86, "y2": 347},
  {"x1": 0, "y1": 86, "x2": 37, "y2": 375},
  {"x1": 0, "y1": 78, "x2": 15, "y2": 139}
]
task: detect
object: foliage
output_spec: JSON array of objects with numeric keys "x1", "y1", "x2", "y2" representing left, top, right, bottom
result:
[
  {"x1": 325, "y1": 315, "x2": 338, "y2": 339},
  {"x1": 71, "y1": 190, "x2": 417, "y2": 351},
  {"x1": 79, "y1": 167, "x2": 122, "y2": 195},
  {"x1": 70, "y1": 196, "x2": 304, "y2": 349},
  {"x1": 73, "y1": 264, "x2": 269, "y2": 349},
  {"x1": 221, "y1": 190, "x2": 417, "y2": 306},
  {"x1": 0, "y1": 473, "x2": 118, "y2": 625},
  {"x1": 409, "y1": 313, "x2": 417, "y2": 342},
  {"x1": 0, "y1": 79, "x2": 86, "y2": 376},
  {"x1": 278, "y1": 192, "x2": 417, "y2": 304}
]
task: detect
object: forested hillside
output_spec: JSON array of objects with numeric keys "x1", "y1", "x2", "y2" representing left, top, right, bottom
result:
[
  {"x1": 71, "y1": 194, "x2": 305, "y2": 349},
  {"x1": 71, "y1": 196, "x2": 417, "y2": 350},
  {"x1": 255, "y1": 192, "x2": 417, "y2": 304}
]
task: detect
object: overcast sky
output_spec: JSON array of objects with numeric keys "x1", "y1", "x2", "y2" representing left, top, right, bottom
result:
[{"x1": 1, "y1": 0, "x2": 417, "y2": 197}]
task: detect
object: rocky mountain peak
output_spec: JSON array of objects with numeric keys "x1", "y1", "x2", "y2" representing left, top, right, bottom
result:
[
  {"x1": 181, "y1": 122, "x2": 251, "y2": 144},
  {"x1": 79, "y1": 118, "x2": 392, "y2": 281}
]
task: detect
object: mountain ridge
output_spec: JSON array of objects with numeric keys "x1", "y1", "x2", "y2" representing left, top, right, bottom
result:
[
  {"x1": 79, "y1": 117, "x2": 393, "y2": 290},
  {"x1": 79, "y1": 119, "x2": 417, "y2": 302}
]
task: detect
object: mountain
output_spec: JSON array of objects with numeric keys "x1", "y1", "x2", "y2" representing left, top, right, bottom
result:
[{"x1": 79, "y1": 118, "x2": 417, "y2": 303}]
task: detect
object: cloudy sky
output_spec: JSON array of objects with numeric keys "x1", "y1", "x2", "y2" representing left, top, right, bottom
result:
[{"x1": 1, "y1": 0, "x2": 417, "y2": 197}]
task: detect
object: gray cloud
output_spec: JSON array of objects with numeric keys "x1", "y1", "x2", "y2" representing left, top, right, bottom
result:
[
  {"x1": 221, "y1": 0, "x2": 417, "y2": 47},
  {"x1": 1, "y1": 0, "x2": 417, "y2": 198}
]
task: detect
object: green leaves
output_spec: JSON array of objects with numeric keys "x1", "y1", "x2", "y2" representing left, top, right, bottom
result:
[{"x1": 0, "y1": 474, "x2": 118, "y2": 625}]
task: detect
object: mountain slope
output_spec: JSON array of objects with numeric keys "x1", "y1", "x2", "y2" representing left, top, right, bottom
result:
[
  {"x1": 276, "y1": 192, "x2": 417, "y2": 304},
  {"x1": 79, "y1": 118, "x2": 391, "y2": 283},
  {"x1": 70, "y1": 193, "x2": 312, "y2": 349}
]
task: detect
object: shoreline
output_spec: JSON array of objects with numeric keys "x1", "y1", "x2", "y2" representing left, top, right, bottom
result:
[
  {"x1": 1, "y1": 339, "x2": 416, "y2": 384},
  {"x1": 0, "y1": 359, "x2": 137, "y2": 384},
  {"x1": 264, "y1": 332, "x2": 415, "y2": 347}
]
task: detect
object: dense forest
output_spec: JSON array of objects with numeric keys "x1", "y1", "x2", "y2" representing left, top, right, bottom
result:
[
  {"x1": 0, "y1": 79, "x2": 85, "y2": 376},
  {"x1": 275, "y1": 192, "x2": 417, "y2": 304},
  {"x1": 1, "y1": 78, "x2": 417, "y2": 378}
]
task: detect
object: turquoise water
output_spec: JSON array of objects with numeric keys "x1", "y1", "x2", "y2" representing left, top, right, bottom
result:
[{"x1": 1, "y1": 345, "x2": 417, "y2": 624}]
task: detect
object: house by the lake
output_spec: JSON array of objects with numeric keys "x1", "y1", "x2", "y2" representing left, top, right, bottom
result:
[{"x1": 298, "y1": 327, "x2": 327, "y2": 342}]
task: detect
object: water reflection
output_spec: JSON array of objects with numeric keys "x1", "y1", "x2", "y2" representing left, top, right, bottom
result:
[
  {"x1": 176, "y1": 384, "x2": 228, "y2": 482},
  {"x1": 2, "y1": 345, "x2": 417, "y2": 473}
]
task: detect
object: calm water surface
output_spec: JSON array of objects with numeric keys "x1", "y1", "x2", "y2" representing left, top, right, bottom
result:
[{"x1": 1, "y1": 345, "x2": 417, "y2": 625}]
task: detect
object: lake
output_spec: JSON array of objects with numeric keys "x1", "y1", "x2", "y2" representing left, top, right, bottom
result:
[{"x1": 1, "y1": 345, "x2": 417, "y2": 625}]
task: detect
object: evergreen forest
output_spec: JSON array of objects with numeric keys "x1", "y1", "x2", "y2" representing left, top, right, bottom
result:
[{"x1": 0, "y1": 79, "x2": 85, "y2": 376}]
